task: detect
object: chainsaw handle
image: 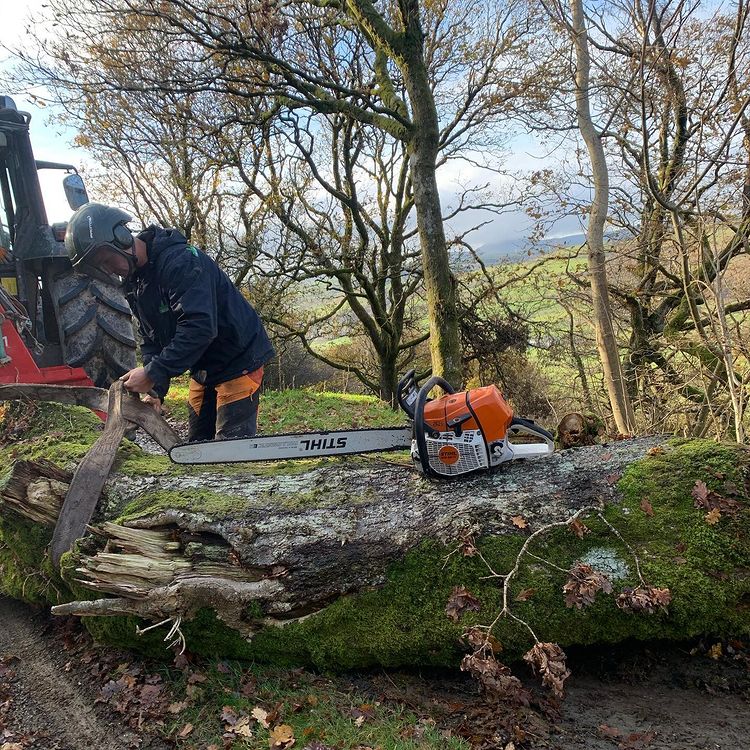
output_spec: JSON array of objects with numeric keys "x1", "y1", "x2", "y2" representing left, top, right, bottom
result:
[{"x1": 414, "y1": 376, "x2": 456, "y2": 477}]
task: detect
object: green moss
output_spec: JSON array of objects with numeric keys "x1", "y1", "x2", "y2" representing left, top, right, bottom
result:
[
  {"x1": 0, "y1": 401, "x2": 102, "y2": 469},
  {"x1": 0, "y1": 513, "x2": 69, "y2": 606},
  {"x1": 2, "y1": 422, "x2": 748, "y2": 671},
  {"x1": 117, "y1": 489, "x2": 254, "y2": 519},
  {"x1": 190, "y1": 439, "x2": 749, "y2": 670}
]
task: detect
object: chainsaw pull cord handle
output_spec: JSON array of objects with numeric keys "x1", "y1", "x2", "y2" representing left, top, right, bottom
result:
[{"x1": 414, "y1": 376, "x2": 456, "y2": 477}]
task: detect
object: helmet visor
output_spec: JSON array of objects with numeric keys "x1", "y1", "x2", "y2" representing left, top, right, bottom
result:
[{"x1": 73, "y1": 243, "x2": 135, "y2": 286}]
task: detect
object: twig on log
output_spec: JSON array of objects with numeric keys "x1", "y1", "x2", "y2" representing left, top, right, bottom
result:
[{"x1": 52, "y1": 576, "x2": 289, "y2": 635}]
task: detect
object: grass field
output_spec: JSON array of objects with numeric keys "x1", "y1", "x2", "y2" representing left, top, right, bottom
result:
[{"x1": 163, "y1": 377, "x2": 400, "y2": 432}]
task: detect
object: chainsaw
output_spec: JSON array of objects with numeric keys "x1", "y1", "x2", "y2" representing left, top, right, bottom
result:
[{"x1": 169, "y1": 371, "x2": 554, "y2": 477}]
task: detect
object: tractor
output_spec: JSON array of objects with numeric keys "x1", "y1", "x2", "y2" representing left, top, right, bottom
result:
[{"x1": 0, "y1": 95, "x2": 135, "y2": 388}]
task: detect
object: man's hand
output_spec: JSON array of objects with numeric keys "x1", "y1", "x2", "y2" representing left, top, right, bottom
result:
[
  {"x1": 142, "y1": 394, "x2": 162, "y2": 414},
  {"x1": 120, "y1": 367, "x2": 155, "y2": 394}
]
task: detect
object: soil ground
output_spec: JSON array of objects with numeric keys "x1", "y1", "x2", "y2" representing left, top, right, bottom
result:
[{"x1": 0, "y1": 597, "x2": 747, "y2": 750}]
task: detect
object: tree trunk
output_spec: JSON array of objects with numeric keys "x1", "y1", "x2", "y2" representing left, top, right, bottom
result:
[
  {"x1": 1, "y1": 402, "x2": 748, "y2": 670},
  {"x1": 570, "y1": 0, "x2": 636, "y2": 435},
  {"x1": 400, "y1": 1, "x2": 462, "y2": 386}
]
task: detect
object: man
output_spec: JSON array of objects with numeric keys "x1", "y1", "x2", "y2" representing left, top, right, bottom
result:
[{"x1": 65, "y1": 202, "x2": 275, "y2": 441}]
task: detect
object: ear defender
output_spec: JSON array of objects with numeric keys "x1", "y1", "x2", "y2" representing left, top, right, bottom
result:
[{"x1": 113, "y1": 223, "x2": 134, "y2": 250}]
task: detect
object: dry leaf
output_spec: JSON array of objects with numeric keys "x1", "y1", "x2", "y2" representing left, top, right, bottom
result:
[
  {"x1": 460, "y1": 652, "x2": 530, "y2": 705},
  {"x1": 514, "y1": 588, "x2": 536, "y2": 602},
  {"x1": 647, "y1": 446, "x2": 665, "y2": 456},
  {"x1": 167, "y1": 700, "x2": 187, "y2": 714},
  {"x1": 705, "y1": 508, "x2": 721, "y2": 525},
  {"x1": 640, "y1": 498, "x2": 654, "y2": 517},
  {"x1": 458, "y1": 530, "x2": 478, "y2": 557},
  {"x1": 176, "y1": 723, "x2": 194, "y2": 738},
  {"x1": 252, "y1": 706, "x2": 271, "y2": 728},
  {"x1": 523, "y1": 642, "x2": 571, "y2": 699},
  {"x1": 463, "y1": 627, "x2": 502, "y2": 654},
  {"x1": 511, "y1": 515, "x2": 527, "y2": 529},
  {"x1": 598, "y1": 724, "x2": 623, "y2": 738},
  {"x1": 233, "y1": 716, "x2": 253, "y2": 738},
  {"x1": 708, "y1": 643, "x2": 723, "y2": 660},
  {"x1": 269, "y1": 723, "x2": 296, "y2": 749},
  {"x1": 445, "y1": 586, "x2": 481, "y2": 622},
  {"x1": 563, "y1": 563, "x2": 613, "y2": 609},
  {"x1": 616, "y1": 586, "x2": 671, "y2": 614},
  {"x1": 619, "y1": 730, "x2": 656, "y2": 749},
  {"x1": 569, "y1": 518, "x2": 590, "y2": 539}
]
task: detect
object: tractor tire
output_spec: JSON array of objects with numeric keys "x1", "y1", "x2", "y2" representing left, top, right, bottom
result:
[{"x1": 45, "y1": 267, "x2": 137, "y2": 387}]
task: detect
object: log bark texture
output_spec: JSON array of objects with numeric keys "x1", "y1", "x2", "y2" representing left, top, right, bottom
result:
[
  {"x1": 11, "y1": 435, "x2": 660, "y2": 622},
  {"x1": 0, "y1": 394, "x2": 748, "y2": 670}
]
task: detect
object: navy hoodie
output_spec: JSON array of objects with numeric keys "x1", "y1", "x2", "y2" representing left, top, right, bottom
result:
[{"x1": 125, "y1": 226, "x2": 275, "y2": 400}]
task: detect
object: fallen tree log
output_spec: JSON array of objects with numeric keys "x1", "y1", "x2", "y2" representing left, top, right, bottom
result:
[{"x1": 0, "y1": 399, "x2": 748, "y2": 670}]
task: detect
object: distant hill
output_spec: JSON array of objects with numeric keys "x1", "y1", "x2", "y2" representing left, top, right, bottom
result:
[{"x1": 475, "y1": 233, "x2": 588, "y2": 265}]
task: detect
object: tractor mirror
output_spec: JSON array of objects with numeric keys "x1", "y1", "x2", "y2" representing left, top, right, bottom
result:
[{"x1": 63, "y1": 173, "x2": 89, "y2": 210}]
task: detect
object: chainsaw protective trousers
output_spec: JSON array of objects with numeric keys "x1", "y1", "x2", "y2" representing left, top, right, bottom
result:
[{"x1": 188, "y1": 368, "x2": 263, "y2": 441}]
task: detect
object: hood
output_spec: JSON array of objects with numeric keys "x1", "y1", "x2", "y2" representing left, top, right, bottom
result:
[{"x1": 138, "y1": 225, "x2": 188, "y2": 263}]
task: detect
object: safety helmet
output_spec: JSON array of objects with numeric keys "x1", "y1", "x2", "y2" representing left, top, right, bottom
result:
[{"x1": 65, "y1": 202, "x2": 136, "y2": 286}]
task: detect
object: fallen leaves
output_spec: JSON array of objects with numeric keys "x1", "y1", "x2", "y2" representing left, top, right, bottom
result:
[
  {"x1": 639, "y1": 498, "x2": 654, "y2": 517},
  {"x1": 598, "y1": 725, "x2": 656, "y2": 749},
  {"x1": 269, "y1": 723, "x2": 295, "y2": 748},
  {"x1": 568, "y1": 518, "x2": 591, "y2": 539},
  {"x1": 221, "y1": 705, "x2": 254, "y2": 740},
  {"x1": 445, "y1": 586, "x2": 482, "y2": 622},
  {"x1": 705, "y1": 508, "x2": 721, "y2": 525},
  {"x1": 252, "y1": 706, "x2": 271, "y2": 728},
  {"x1": 176, "y1": 723, "x2": 193, "y2": 738},
  {"x1": 510, "y1": 515, "x2": 528, "y2": 529},
  {"x1": 563, "y1": 563, "x2": 613, "y2": 609},
  {"x1": 458, "y1": 529, "x2": 478, "y2": 557},
  {"x1": 691, "y1": 479, "x2": 741, "y2": 521},
  {"x1": 463, "y1": 627, "x2": 503, "y2": 654},
  {"x1": 616, "y1": 586, "x2": 672, "y2": 614},
  {"x1": 514, "y1": 588, "x2": 536, "y2": 602}
]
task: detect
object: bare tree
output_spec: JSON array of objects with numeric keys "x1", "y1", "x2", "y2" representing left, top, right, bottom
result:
[{"x1": 10, "y1": 0, "x2": 538, "y2": 401}]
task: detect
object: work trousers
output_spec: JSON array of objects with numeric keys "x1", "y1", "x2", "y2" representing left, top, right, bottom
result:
[{"x1": 187, "y1": 369, "x2": 263, "y2": 442}]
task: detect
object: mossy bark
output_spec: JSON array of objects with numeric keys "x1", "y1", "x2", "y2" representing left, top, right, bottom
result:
[{"x1": 0, "y1": 402, "x2": 748, "y2": 669}]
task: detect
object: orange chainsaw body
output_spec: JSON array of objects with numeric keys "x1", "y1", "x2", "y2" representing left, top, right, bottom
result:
[
  {"x1": 399, "y1": 372, "x2": 554, "y2": 477},
  {"x1": 422, "y1": 386, "x2": 513, "y2": 443}
]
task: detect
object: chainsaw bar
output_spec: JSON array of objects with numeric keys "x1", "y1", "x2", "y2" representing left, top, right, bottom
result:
[{"x1": 169, "y1": 426, "x2": 413, "y2": 465}]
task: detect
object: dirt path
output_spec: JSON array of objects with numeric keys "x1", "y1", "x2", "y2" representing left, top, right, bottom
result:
[
  {"x1": 0, "y1": 594, "x2": 748, "y2": 749},
  {"x1": 0, "y1": 597, "x2": 158, "y2": 750},
  {"x1": 551, "y1": 644, "x2": 750, "y2": 749}
]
